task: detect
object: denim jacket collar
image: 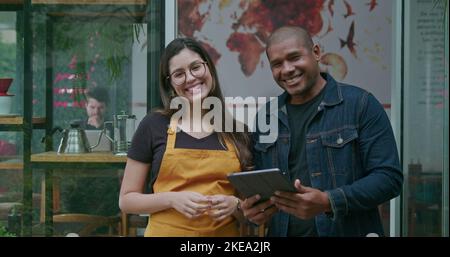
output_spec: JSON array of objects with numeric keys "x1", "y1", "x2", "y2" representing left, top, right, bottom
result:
[
  {"x1": 278, "y1": 73, "x2": 343, "y2": 108},
  {"x1": 275, "y1": 73, "x2": 343, "y2": 127},
  {"x1": 320, "y1": 73, "x2": 343, "y2": 107}
]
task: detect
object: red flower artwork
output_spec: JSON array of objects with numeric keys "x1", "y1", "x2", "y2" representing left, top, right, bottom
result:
[{"x1": 178, "y1": 0, "x2": 325, "y2": 77}]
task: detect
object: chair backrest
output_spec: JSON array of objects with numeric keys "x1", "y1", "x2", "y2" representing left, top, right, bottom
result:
[
  {"x1": 121, "y1": 213, "x2": 148, "y2": 237},
  {"x1": 39, "y1": 169, "x2": 122, "y2": 236},
  {"x1": 53, "y1": 213, "x2": 121, "y2": 236}
]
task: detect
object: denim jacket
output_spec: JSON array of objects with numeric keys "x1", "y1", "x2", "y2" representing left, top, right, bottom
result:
[{"x1": 253, "y1": 73, "x2": 403, "y2": 237}]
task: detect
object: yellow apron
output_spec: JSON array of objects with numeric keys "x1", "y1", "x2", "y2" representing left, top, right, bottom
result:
[{"x1": 145, "y1": 117, "x2": 241, "y2": 237}]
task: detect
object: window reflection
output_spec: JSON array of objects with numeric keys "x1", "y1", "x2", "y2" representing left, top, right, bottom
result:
[{"x1": 403, "y1": 0, "x2": 447, "y2": 237}]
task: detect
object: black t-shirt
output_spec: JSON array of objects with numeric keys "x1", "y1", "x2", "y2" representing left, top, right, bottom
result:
[
  {"x1": 74, "y1": 118, "x2": 102, "y2": 130},
  {"x1": 285, "y1": 88, "x2": 325, "y2": 237},
  {"x1": 79, "y1": 119, "x2": 100, "y2": 130},
  {"x1": 73, "y1": 118, "x2": 113, "y2": 136},
  {"x1": 127, "y1": 112, "x2": 226, "y2": 192}
]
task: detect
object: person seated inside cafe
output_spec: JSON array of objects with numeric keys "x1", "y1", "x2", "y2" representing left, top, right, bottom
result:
[{"x1": 57, "y1": 86, "x2": 120, "y2": 235}]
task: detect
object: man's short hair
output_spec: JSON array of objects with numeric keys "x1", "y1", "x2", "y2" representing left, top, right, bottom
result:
[
  {"x1": 266, "y1": 26, "x2": 314, "y2": 51},
  {"x1": 85, "y1": 86, "x2": 109, "y2": 105}
]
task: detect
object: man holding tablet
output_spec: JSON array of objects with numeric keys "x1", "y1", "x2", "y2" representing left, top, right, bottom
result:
[{"x1": 240, "y1": 26, "x2": 403, "y2": 237}]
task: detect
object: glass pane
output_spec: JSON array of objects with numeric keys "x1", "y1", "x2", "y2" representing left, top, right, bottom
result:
[
  {"x1": 31, "y1": 9, "x2": 147, "y2": 133},
  {"x1": 29, "y1": 2, "x2": 148, "y2": 236},
  {"x1": 444, "y1": 0, "x2": 449, "y2": 237},
  {"x1": 0, "y1": 131, "x2": 23, "y2": 237},
  {"x1": 1, "y1": 10, "x2": 23, "y2": 237},
  {"x1": 0, "y1": 11, "x2": 20, "y2": 115},
  {"x1": 403, "y1": 0, "x2": 447, "y2": 236}
]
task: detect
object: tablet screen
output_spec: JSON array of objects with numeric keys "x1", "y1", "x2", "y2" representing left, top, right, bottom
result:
[{"x1": 227, "y1": 168, "x2": 297, "y2": 202}]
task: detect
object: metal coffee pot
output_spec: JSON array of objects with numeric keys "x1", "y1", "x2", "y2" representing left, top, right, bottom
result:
[{"x1": 43, "y1": 111, "x2": 136, "y2": 155}]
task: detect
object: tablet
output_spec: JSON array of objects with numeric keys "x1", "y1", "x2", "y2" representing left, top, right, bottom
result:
[{"x1": 227, "y1": 168, "x2": 297, "y2": 202}]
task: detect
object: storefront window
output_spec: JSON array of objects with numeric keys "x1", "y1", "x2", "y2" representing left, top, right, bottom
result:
[
  {"x1": 403, "y1": 0, "x2": 448, "y2": 236},
  {"x1": 0, "y1": 11, "x2": 22, "y2": 237},
  {"x1": 177, "y1": 0, "x2": 399, "y2": 235},
  {"x1": 27, "y1": 1, "x2": 149, "y2": 236}
]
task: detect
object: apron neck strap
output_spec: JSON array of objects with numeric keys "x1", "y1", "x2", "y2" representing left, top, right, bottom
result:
[{"x1": 166, "y1": 116, "x2": 178, "y2": 149}]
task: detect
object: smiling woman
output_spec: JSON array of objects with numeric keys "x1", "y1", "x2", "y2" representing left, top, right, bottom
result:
[{"x1": 119, "y1": 37, "x2": 254, "y2": 237}]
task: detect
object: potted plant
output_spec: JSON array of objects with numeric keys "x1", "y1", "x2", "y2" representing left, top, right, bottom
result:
[
  {"x1": 6, "y1": 204, "x2": 22, "y2": 237},
  {"x1": 0, "y1": 225, "x2": 16, "y2": 237}
]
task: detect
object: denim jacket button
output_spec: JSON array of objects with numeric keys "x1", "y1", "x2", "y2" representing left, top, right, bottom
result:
[{"x1": 336, "y1": 138, "x2": 343, "y2": 144}]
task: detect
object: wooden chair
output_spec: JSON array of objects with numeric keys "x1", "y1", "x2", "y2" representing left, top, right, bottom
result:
[
  {"x1": 53, "y1": 213, "x2": 121, "y2": 236},
  {"x1": 121, "y1": 213, "x2": 148, "y2": 237},
  {"x1": 40, "y1": 173, "x2": 122, "y2": 237}
]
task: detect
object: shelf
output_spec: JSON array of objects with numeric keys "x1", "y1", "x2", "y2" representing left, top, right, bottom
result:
[
  {"x1": 0, "y1": 0, "x2": 23, "y2": 11},
  {"x1": 0, "y1": 162, "x2": 23, "y2": 170},
  {"x1": 0, "y1": 0, "x2": 23, "y2": 4},
  {"x1": 47, "y1": 11, "x2": 146, "y2": 17},
  {"x1": 31, "y1": 151, "x2": 127, "y2": 163},
  {"x1": 0, "y1": 156, "x2": 22, "y2": 170},
  {"x1": 31, "y1": 0, "x2": 146, "y2": 4},
  {"x1": 0, "y1": 116, "x2": 46, "y2": 125},
  {"x1": 29, "y1": 0, "x2": 147, "y2": 19}
]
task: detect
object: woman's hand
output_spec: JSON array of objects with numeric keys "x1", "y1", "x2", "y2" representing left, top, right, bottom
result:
[
  {"x1": 207, "y1": 195, "x2": 239, "y2": 221},
  {"x1": 169, "y1": 191, "x2": 210, "y2": 219}
]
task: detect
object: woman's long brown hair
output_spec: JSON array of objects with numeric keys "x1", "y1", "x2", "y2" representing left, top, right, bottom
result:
[{"x1": 157, "y1": 37, "x2": 253, "y2": 171}]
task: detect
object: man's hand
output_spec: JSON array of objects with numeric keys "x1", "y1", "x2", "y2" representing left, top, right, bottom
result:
[
  {"x1": 240, "y1": 195, "x2": 277, "y2": 225},
  {"x1": 271, "y1": 179, "x2": 331, "y2": 220},
  {"x1": 87, "y1": 116, "x2": 102, "y2": 128}
]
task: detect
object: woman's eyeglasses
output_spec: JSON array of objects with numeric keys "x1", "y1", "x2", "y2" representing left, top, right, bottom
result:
[{"x1": 167, "y1": 62, "x2": 207, "y2": 86}]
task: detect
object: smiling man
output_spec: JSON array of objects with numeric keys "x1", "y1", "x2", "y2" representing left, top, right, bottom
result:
[{"x1": 240, "y1": 26, "x2": 403, "y2": 237}]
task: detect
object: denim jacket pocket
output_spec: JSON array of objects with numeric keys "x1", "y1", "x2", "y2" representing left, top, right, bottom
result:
[
  {"x1": 321, "y1": 127, "x2": 358, "y2": 148},
  {"x1": 320, "y1": 127, "x2": 359, "y2": 187}
]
